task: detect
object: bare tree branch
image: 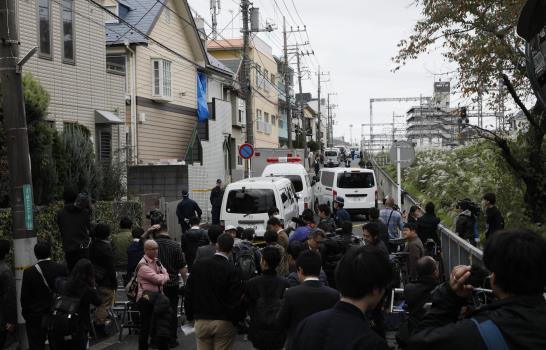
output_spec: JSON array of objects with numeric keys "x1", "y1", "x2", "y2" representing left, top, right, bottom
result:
[{"x1": 502, "y1": 74, "x2": 538, "y2": 128}]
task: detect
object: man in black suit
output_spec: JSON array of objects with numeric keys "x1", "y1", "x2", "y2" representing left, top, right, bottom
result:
[
  {"x1": 21, "y1": 241, "x2": 67, "y2": 350},
  {"x1": 184, "y1": 233, "x2": 243, "y2": 350},
  {"x1": 292, "y1": 246, "x2": 392, "y2": 350},
  {"x1": 277, "y1": 250, "x2": 339, "y2": 350},
  {"x1": 193, "y1": 225, "x2": 222, "y2": 264}
]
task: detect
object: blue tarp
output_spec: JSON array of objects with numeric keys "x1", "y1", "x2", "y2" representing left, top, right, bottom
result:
[{"x1": 197, "y1": 72, "x2": 209, "y2": 122}]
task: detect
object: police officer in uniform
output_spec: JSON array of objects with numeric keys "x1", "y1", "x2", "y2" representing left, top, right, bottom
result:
[{"x1": 176, "y1": 189, "x2": 203, "y2": 233}]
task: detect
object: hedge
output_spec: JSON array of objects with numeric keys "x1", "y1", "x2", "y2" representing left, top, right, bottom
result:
[{"x1": 0, "y1": 201, "x2": 143, "y2": 264}]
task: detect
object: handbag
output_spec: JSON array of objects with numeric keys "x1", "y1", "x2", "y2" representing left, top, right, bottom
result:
[{"x1": 125, "y1": 262, "x2": 146, "y2": 302}]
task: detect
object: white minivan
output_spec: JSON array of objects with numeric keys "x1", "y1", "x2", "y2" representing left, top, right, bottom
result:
[
  {"x1": 220, "y1": 177, "x2": 299, "y2": 237},
  {"x1": 313, "y1": 167, "x2": 378, "y2": 216},
  {"x1": 261, "y1": 161, "x2": 315, "y2": 215},
  {"x1": 324, "y1": 148, "x2": 340, "y2": 167}
]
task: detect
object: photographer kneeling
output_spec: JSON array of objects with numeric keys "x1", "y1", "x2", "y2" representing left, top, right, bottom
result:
[{"x1": 409, "y1": 229, "x2": 546, "y2": 350}]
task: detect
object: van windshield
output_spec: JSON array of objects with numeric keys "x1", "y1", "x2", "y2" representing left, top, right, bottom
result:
[
  {"x1": 325, "y1": 151, "x2": 337, "y2": 156},
  {"x1": 337, "y1": 172, "x2": 375, "y2": 188},
  {"x1": 226, "y1": 189, "x2": 276, "y2": 214}
]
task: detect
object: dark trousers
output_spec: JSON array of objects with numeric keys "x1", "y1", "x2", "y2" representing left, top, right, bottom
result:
[
  {"x1": 138, "y1": 298, "x2": 168, "y2": 350},
  {"x1": 0, "y1": 330, "x2": 6, "y2": 350},
  {"x1": 65, "y1": 249, "x2": 89, "y2": 271},
  {"x1": 211, "y1": 206, "x2": 221, "y2": 225},
  {"x1": 138, "y1": 298, "x2": 153, "y2": 350},
  {"x1": 163, "y1": 285, "x2": 179, "y2": 342},
  {"x1": 26, "y1": 316, "x2": 47, "y2": 350},
  {"x1": 49, "y1": 330, "x2": 87, "y2": 350}
]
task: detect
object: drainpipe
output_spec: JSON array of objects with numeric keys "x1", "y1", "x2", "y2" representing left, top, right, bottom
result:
[{"x1": 125, "y1": 40, "x2": 138, "y2": 163}]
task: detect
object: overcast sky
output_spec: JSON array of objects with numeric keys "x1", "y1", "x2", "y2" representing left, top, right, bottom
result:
[{"x1": 188, "y1": 0, "x2": 459, "y2": 144}]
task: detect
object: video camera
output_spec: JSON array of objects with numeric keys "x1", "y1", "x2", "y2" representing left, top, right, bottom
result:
[
  {"x1": 456, "y1": 198, "x2": 481, "y2": 217},
  {"x1": 146, "y1": 209, "x2": 164, "y2": 226}
]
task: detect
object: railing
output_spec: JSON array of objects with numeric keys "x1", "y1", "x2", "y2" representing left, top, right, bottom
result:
[{"x1": 371, "y1": 159, "x2": 484, "y2": 277}]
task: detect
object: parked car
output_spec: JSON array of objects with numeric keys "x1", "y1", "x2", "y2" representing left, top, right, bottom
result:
[{"x1": 324, "y1": 148, "x2": 340, "y2": 167}]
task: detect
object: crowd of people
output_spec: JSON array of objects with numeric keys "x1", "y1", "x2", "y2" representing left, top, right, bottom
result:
[{"x1": 0, "y1": 187, "x2": 545, "y2": 350}]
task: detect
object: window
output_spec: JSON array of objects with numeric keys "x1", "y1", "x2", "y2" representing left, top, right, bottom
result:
[
  {"x1": 271, "y1": 73, "x2": 275, "y2": 85},
  {"x1": 255, "y1": 65, "x2": 262, "y2": 86},
  {"x1": 264, "y1": 69, "x2": 269, "y2": 90},
  {"x1": 264, "y1": 112, "x2": 269, "y2": 124},
  {"x1": 38, "y1": 0, "x2": 51, "y2": 57},
  {"x1": 271, "y1": 115, "x2": 276, "y2": 125},
  {"x1": 226, "y1": 189, "x2": 276, "y2": 214},
  {"x1": 106, "y1": 55, "x2": 126, "y2": 75},
  {"x1": 278, "y1": 118, "x2": 285, "y2": 129},
  {"x1": 337, "y1": 172, "x2": 375, "y2": 189},
  {"x1": 238, "y1": 110, "x2": 244, "y2": 123},
  {"x1": 268, "y1": 175, "x2": 303, "y2": 192},
  {"x1": 321, "y1": 171, "x2": 334, "y2": 187},
  {"x1": 152, "y1": 59, "x2": 172, "y2": 99},
  {"x1": 62, "y1": 0, "x2": 75, "y2": 63},
  {"x1": 98, "y1": 129, "x2": 112, "y2": 165},
  {"x1": 237, "y1": 155, "x2": 243, "y2": 166},
  {"x1": 105, "y1": 5, "x2": 119, "y2": 24}
]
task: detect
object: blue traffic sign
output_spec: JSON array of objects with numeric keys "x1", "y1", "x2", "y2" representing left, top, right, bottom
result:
[{"x1": 239, "y1": 143, "x2": 254, "y2": 160}]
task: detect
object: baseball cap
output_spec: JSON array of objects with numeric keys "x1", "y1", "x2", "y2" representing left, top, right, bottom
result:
[
  {"x1": 225, "y1": 225, "x2": 237, "y2": 231},
  {"x1": 335, "y1": 197, "x2": 345, "y2": 204},
  {"x1": 181, "y1": 189, "x2": 189, "y2": 197}
]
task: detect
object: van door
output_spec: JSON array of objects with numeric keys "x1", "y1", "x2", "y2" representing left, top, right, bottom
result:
[
  {"x1": 335, "y1": 170, "x2": 376, "y2": 210},
  {"x1": 317, "y1": 170, "x2": 335, "y2": 207},
  {"x1": 286, "y1": 185, "x2": 299, "y2": 219}
]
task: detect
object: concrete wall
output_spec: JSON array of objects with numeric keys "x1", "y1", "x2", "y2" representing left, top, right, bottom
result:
[{"x1": 127, "y1": 165, "x2": 188, "y2": 203}]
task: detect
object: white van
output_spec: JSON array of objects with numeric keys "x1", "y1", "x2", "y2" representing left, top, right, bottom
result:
[
  {"x1": 220, "y1": 177, "x2": 299, "y2": 237},
  {"x1": 324, "y1": 148, "x2": 340, "y2": 167},
  {"x1": 313, "y1": 167, "x2": 378, "y2": 216},
  {"x1": 261, "y1": 161, "x2": 315, "y2": 215}
]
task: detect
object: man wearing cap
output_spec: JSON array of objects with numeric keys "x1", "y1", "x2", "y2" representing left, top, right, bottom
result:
[
  {"x1": 210, "y1": 179, "x2": 224, "y2": 225},
  {"x1": 176, "y1": 189, "x2": 203, "y2": 233},
  {"x1": 334, "y1": 197, "x2": 351, "y2": 227}
]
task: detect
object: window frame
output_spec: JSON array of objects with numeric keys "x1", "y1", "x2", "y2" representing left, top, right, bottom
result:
[
  {"x1": 104, "y1": 5, "x2": 119, "y2": 24},
  {"x1": 61, "y1": 0, "x2": 75, "y2": 64},
  {"x1": 151, "y1": 58, "x2": 173, "y2": 100},
  {"x1": 37, "y1": 0, "x2": 52, "y2": 59}
]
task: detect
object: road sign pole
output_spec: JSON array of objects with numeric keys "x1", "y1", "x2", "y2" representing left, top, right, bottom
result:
[{"x1": 397, "y1": 145, "x2": 402, "y2": 209}]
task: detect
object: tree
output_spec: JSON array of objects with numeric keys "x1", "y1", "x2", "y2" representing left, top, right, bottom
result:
[{"x1": 393, "y1": 0, "x2": 546, "y2": 224}]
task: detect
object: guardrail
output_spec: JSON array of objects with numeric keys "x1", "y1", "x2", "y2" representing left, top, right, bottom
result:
[{"x1": 371, "y1": 159, "x2": 484, "y2": 277}]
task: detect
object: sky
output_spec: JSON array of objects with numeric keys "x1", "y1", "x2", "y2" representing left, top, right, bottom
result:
[{"x1": 187, "y1": 0, "x2": 459, "y2": 144}]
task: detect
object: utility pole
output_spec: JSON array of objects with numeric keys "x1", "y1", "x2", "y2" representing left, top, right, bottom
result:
[
  {"x1": 317, "y1": 67, "x2": 330, "y2": 152},
  {"x1": 283, "y1": 17, "x2": 293, "y2": 148},
  {"x1": 326, "y1": 93, "x2": 337, "y2": 148},
  {"x1": 241, "y1": 0, "x2": 253, "y2": 147},
  {"x1": 0, "y1": 0, "x2": 36, "y2": 347}
]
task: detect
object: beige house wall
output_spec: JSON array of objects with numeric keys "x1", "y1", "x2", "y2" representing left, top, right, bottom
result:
[{"x1": 18, "y1": 0, "x2": 126, "y2": 154}]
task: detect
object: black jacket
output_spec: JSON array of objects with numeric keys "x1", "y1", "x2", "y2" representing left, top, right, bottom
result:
[
  {"x1": 277, "y1": 280, "x2": 339, "y2": 349},
  {"x1": 370, "y1": 219, "x2": 389, "y2": 247},
  {"x1": 152, "y1": 292, "x2": 174, "y2": 339},
  {"x1": 409, "y1": 284, "x2": 546, "y2": 350},
  {"x1": 417, "y1": 214, "x2": 441, "y2": 245},
  {"x1": 404, "y1": 276, "x2": 438, "y2": 318},
  {"x1": 485, "y1": 206, "x2": 503, "y2": 239},
  {"x1": 292, "y1": 301, "x2": 389, "y2": 350},
  {"x1": 321, "y1": 234, "x2": 352, "y2": 287},
  {"x1": 194, "y1": 244, "x2": 216, "y2": 264},
  {"x1": 89, "y1": 239, "x2": 117, "y2": 289},
  {"x1": 58, "y1": 281, "x2": 101, "y2": 331},
  {"x1": 126, "y1": 240, "x2": 144, "y2": 282},
  {"x1": 181, "y1": 228, "x2": 209, "y2": 270},
  {"x1": 21, "y1": 260, "x2": 67, "y2": 320},
  {"x1": 244, "y1": 270, "x2": 290, "y2": 350},
  {"x1": 184, "y1": 254, "x2": 243, "y2": 323},
  {"x1": 317, "y1": 218, "x2": 336, "y2": 233},
  {"x1": 210, "y1": 186, "x2": 224, "y2": 208},
  {"x1": 0, "y1": 261, "x2": 16, "y2": 326},
  {"x1": 57, "y1": 204, "x2": 91, "y2": 252},
  {"x1": 455, "y1": 210, "x2": 476, "y2": 241},
  {"x1": 176, "y1": 198, "x2": 203, "y2": 224}
]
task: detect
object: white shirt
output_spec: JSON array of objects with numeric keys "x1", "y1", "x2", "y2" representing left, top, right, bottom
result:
[
  {"x1": 214, "y1": 252, "x2": 229, "y2": 260},
  {"x1": 303, "y1": 277, "x2": 319, "y2": 282}
]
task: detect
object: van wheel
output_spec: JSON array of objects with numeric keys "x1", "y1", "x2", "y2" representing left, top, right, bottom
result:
[{"x1": 314, "y1": 199, "x2": 319, "y2": 214}]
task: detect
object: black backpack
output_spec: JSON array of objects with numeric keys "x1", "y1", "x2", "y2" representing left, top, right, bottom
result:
[
  {"x1": 47, "y1": 294, "x2": 81, "y2": 337},
  {"x1": 235, "y1": 244, "x2": 257, "y2": 281}
]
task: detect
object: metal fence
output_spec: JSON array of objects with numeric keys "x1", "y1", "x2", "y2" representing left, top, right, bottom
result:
[{"x1": 372, "y1": 159, "x2": 484, "y2": 277}]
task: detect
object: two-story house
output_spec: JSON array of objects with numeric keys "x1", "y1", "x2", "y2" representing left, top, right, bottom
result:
[
  {"x1": 105, "y1": 0, "x2": 207, "y2": 165},
  {"x1": 18, "y1": 0, "x2": 127, "y2": 164},
  {"x1": 208, "y1": 36, "x2": 280, "y2": 148}
]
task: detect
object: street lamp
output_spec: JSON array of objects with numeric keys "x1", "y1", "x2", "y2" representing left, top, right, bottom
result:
[{"x1": 349, "y1": 124, "x2": 353, "y2": 146}]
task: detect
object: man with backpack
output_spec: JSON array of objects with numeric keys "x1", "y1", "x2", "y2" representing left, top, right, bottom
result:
[
  {"x1": 21, "y1": 241, "x2": 68, "y2": 350},
  {"x1": 408, "y1": 229, "x2": 546, "y2": 350},
  {"x1": 234, "y1": 228, "x2": 261, "y2": 281},
  {"x1": 244, "y1": 247, "x2": 290, "y2": 350}
]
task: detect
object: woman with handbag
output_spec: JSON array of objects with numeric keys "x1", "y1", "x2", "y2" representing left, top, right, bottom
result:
[
  {"x1": 137, "y1": 239, "x2": 170, "y2": 350},
  {"x1": 48, "y1": 259, "x2": 101, "y2": 350},
  {"x1": 89, "y1": 224, "x2": 117, "y2": 337}
]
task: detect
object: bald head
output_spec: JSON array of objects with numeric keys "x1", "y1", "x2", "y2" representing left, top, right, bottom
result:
[
  {"x1": 144, "y1": 239, "x2": 159, "y2": 259},
  {"x1": 417, "y1": 256, "x2": 439, "y2": 279}
]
